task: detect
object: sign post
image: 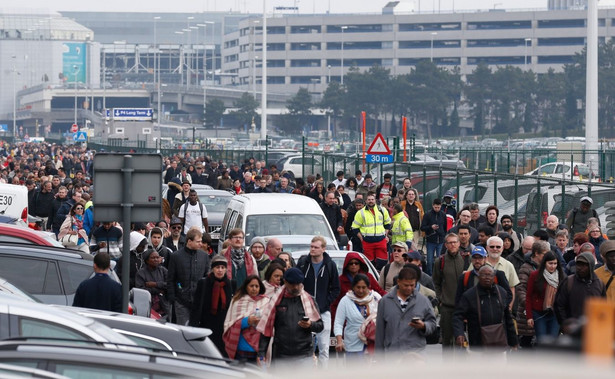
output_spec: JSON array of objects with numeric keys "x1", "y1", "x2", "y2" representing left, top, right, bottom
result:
[{"x1": 366, "y1": 133, "x2": 393, "y2": 164}]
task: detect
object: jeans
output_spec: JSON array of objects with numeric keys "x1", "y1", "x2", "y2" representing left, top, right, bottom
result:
[
  {"x1": 425, "y1": 242, "x2": 443, "y2": 276},
  {"x1": 532, "y1": 310, "x2": 559, "y2": 341},
  {"x1": 315, "y1": 311, "x2": 331, "y2": 368}
]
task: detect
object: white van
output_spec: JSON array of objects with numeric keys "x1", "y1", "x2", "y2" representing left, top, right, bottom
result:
[
  {"x1": 219, "y1": 193, "x2": 340, "y2": 253},
  {"x1": 0, "y1": 183, "x2": 28, "y2": 224}
]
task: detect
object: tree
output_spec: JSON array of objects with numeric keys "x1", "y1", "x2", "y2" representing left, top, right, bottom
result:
[
  {"x1": 466, "y1": 63, "x2": 493, "y2": 136},
  {"x1": 205, "y1": 98, "x2": 225, "y2": 129},
  {"x1": 283, "y1": 87, "x2": 313, "y2": 134},
  {"x1": 231, "y1": 92, "x2": 259, "y2": 129},
  {"x1": 320, "y1": 81, "x2": 345, "y2": 136}
]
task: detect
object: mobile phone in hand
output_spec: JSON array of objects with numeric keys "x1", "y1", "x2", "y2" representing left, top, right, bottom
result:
[
  {"x1": 302, "y1": 316, "x2": 309, "y2": 322},
  {"x1": 411, "y1": 317, "x2": 421, "y2": 323}
]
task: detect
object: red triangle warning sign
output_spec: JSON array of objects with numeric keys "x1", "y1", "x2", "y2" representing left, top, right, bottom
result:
[{"x1": 367, "y1": 133, "x2": 391, "y2": 155}]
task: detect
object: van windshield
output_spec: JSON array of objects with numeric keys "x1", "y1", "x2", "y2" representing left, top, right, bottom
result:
[{"x1": 245, "y1": 214, "x2": 333, "y2": 240}]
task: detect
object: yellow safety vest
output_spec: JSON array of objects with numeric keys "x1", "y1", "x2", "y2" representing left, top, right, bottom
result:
[
  {"x1": 352, "y1": 205, "x2": 391, "y2": 237},
  {"x1": 391, "y1": 212, "x2": 413, "y2": 245}
]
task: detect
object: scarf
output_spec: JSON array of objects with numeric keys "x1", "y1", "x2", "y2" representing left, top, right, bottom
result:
[
  {"x1": 210, "y1": 279, "x2": 227, "y2": 316},
  {"x1": 72, "y1": 215, "x2": 83, "y2": 230},
  {"x1": 345, "y1": 289, "x2": 375, "y2": 306},
  {"x1": 222, "y1": 294, "x2": 270, "y2": 359},
  {"x1": 223, "y1": 246, "x2": 257, "y2": 281},
  {"x1": 256, "y1": 285, "x2": 320, "y2": 338},
  {"x1": 543, "y1": 270, "x2": 559, "y2": 310}
]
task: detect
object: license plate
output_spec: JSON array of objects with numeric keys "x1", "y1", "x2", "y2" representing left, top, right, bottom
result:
[{"x1": 210, "y1": 233, "x2": 220, "y2": 240}]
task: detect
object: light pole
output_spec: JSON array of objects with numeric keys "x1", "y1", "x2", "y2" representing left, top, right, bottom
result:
[
  {"x1": 327, "y1": 64, "x2": 331, "y2": 138},
  {"x1": 261, "y1": 0, "x2": 268, "y2": 140},
  {"x1": 524, "y1": 37, "x2": 531, "y2": 70},
  {"x1": 197, "y1": 21, "x2": 214, "y2": 132},
  {"x1": 11, "y1": 55, "x2": 18, "y2": 139},
  {"x1": 430, "y1": 32, "x2": 438, "y2": 62},
  {"x1": 154, "y1": 16, "x2": 161, "y2": 126},
  {"x1": 340, "y1": 26, "x2": 348, "y2": 85},
  {"x1": 252, "y1": 56, "x2": 259, "y2": 99},
  {"x1": 73, "y1": 64, "x2": 80, "y2": 127}
]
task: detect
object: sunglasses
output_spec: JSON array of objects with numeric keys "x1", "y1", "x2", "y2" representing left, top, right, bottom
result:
[
  {"x1": 75, "y1": 207, "x2": 83, "y2": 210},
  {"x1": 348, "y1": 261, "x2": 361, "y2": 266},
  {"x1": 393, "y1": 248, "x2": 405, "y2": 252},
  {"x1": 171, "y1": 226, "x2": 182, "y2": 230},
  {"x1": 489, "y1": 245, "x2": 502, "y2": 249}
]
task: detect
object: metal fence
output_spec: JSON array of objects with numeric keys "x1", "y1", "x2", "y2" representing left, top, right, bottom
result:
[{"x1": 88, "y1": 137, "x2": 615, "y2": 236}]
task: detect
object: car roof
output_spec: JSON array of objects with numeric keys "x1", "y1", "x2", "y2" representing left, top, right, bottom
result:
[
  {"x1": 229, "y1": 193, "x2": 322, "y2": 214},
  {"x1": 0, "y1": 242, "x2": 93, "y2": 262},
  {"x1": 195, "y1": 189, "x2": 234, "y2": 197},
  {"x1": 0, "y1": 224, "x2": 55, "y2": 244}
]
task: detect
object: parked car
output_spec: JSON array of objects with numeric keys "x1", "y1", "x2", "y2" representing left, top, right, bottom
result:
[
  {"x1": 0, "y1": 277, "x2": 40, "y2": 302},
  {"x1": 458, "y1": 179, "x2": 538, "y2": 212},
  {"x1": 0, "y1": 340, "x2": 262, "y2": 379},
  {"x1": 275, "y1": 154, "x2": 323, "y2": 178},
  {"x1": 0, "y1": 243, "x2": 119, "y2": 305},
  {"x1": 550, "y1": 186, "x2": 615, "y2": 233},
  {"x1": 525, "y1": 161, "x2": 597, "y2": 181},
  {"x1": 524, "y1": 184, "x2": 587, "y2": 235},
  {"x1": 0, "y1": 362, "x2": 70, "y2": 379},
  {"x1": 64, "y1": 307, "x2": 224, "y2": 360},
  {"x1": 0, "y1": 223, "x2": 64, "y2": 247},
  {"x1": 0, "y1": 294, "x2": 136, "y2": 346}
]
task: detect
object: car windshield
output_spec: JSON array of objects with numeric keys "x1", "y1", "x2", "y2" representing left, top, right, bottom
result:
[
  {"x1": 198, "y1": 195, "x2": 231, "y2": 213},
  {"x1": 245, "y1": 214, "x2": 333, "y2": 240}
]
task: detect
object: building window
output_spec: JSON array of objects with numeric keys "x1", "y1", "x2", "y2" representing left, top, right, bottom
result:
[
  {"x1": 382, "y1": 41, "x2": 393, "y2": 49},
  {"x1": 537, "y1": 19, "x2": 585, "y2": 28},
  {"x1": 267, "y1": 76, "x2": 285, "y2": 84},
  {"x1": 399, "y1": 40, "x2": 460, "y2": 49},
  {"x1": 467, "y1": 56, "x2": 525, "y2": 65},
  {"x1": 327, "y1": 41, "x2": 383, "y2": 50},
  {"x1": 399, "y1": 23, "x2": 461, "y2": 32},
  {"x1": 290, "y1": 42, "x2": 321, "y2": 50},
  {"x1": 537, "y1": 55, "x2": 575, "y2": 64},
  {"x1": 267, "y1": 59, "x2": 285, "y2": 67},
  {"x1": 267, "y1": 43, "x2": 286, "y2": 51},
  {"x1": 290, "y1": 25, "x2": 321, "y2": 34},
  {"x1": 290, "y1": 76, "x2": 321, "y2": 84},
  {"x1": 326, "y1": 24, "x2": 383, "y2": 33},
  {"x1": 327, "y1": 59, "x2": 383, "y2": 67},
  {"x1": 467, "y1": 38, "x2": 531, "y2": 48},
  {"x1": 382, "y1": 58, "x2": 393, "y2": 66},
  {"x1": 467, "y1": 21, "x2": 531, "y2": 30},
  {"x1": 538, "y1": 37, "x2": 584, "y2": 46},
  {"x1": 267, "y1": 26, "x2": 286, "y2": 34},
  {"x1": 290, "y1": 59, "x2": 321, "y2": 67}
]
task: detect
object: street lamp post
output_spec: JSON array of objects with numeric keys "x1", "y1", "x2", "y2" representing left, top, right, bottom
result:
[
  {"x1": 430, "y1": 32, "x2": 438, "y2": 62},
  {"x1": 340, "y1": 26, "x2": 348, "y2": 85},
  {"x1": 73, "y1": 64, "x2": 80, "y2": 127},
  {"x1": 524, "y1": 38, "x2": 531, "y2": 70},
  {"x1": 261, "y1": 0, "x2": 268, "y2": 141},
  {"x1": 197, "y1": 21, "x2": 214, "y2": 134},
  {"x1": 154, "y1": 16, "x2": 161, "y2": 126}
]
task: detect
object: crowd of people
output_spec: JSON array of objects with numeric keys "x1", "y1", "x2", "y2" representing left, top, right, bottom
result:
[{"x1": 2, "y1": 141, "x2": 614, "y2": 367}]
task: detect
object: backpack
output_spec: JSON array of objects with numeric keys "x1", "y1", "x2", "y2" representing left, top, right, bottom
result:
[{"x1": 463, "y1": 270, "x2": 498, "y2": 288}]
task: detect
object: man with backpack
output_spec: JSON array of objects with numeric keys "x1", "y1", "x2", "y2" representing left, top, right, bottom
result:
[
  {"x1": 178, "y1": 189, "x2": 208, "y2": 235},
  {"x1": 566, "y1": 196, "x2": 599, "y2": 235},
  {"x1": 454, "y1": 246, "x2": 512, "y2": 306}
]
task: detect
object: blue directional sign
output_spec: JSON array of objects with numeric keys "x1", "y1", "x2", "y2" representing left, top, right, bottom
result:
[
  {"x1": 0, "y1": 124, "x2": 7, "y2": 132},
  {"x1": 112, "y1": 108, "x2": 153, "y2": 121},
  {"x1": 73, "y1": 131, "x2": 88, "y2": 142},
  {"x1": 366, "y1": 154, "x2": 394, "y2": 163}
]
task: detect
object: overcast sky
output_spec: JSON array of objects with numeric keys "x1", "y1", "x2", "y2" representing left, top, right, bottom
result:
[{"x1": 3, "y1": 0, "x2": 555, "y2": 14}]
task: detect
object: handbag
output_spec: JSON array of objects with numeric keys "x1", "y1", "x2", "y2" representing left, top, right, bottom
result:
[
  {"x1": 476, "y1": 287, "x2": 508, "y2": 348},
  {"x1": 61, "y1": 233, "x2": 79, "y2": 247}
]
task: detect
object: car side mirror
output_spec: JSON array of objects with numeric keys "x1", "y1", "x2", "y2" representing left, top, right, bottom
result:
[{"x1": 129, "y1": 288, "x2": 151, "y2": 318}]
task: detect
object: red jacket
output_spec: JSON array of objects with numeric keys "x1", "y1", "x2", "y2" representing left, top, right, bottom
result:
[
  {"x1": 525, "y1": 270, "x2": 547, "y2": 317},
  {"x1": 330, "y1": 252, "x2": 386, "y2": 318}
]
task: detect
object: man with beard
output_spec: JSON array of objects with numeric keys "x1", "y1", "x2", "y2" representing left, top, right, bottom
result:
[
  {"x1": 454, "y1": 246, "x2": 512, "y2": 306},
  {"x1": 178, "y1": 189, "x2": 208, "y2": 235},
  {"x1": 501, "y1": 214, "x2": 523, "y2": 251},
  {"x1": 257, "y1": 268, "x2": 323, "y2": 366},
  {"x1": 164, "y1": 217, "x2": 186, "y2": 253},
  {"x1": 457, "y1": 225, "x2": 475, "y2": 267},
  {"x1": 486, "y1": 236, "x2": 520, "y2": 311},
  {"x1": 222, "y1": 228, "x2": 258, "y2": 293},
  {"x1": 352, "y1": 193, "x2": 391, "y2": 270}
]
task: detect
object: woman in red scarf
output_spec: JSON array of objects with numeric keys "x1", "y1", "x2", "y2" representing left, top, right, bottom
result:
[
  {"x1": 223, "y1": 275, "x2": 270, "y2": 363},
  {"x1": 189, "y1": 255, "x2": 234, "y2": 356}
]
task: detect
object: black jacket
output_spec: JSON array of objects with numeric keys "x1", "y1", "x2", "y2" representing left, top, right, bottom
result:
[
  {"x1": 455, "y1": 269, "x2": 512, "y2": 306},
  {"x1": 164, "y1": 235, "x2": 186, "y2": 253},
  {"x1": 297, "y1": 252, "x2": 340, "y2": 314},
  {"x1": 166, "y1": 247, "x2": 211, "y2": 307},
  {"x1": 31, "y1": 189, "x2": 54, "y2": 218},
  {"x1": 420, "y1": 209, "x2": 447, "y2": 244},
  {"x1": 453, "y1": 284, "x2": 518, "y2": 348},
  {"x1": 47, "y1": 196, "x2": 68, "y2": 230},
  {"x1": 115, "y1": 250, "x2": 144, "y2": 289},
  {"x1": 506, "y1": 248, "x2": 526, "y2": 274},
  {"x1": 320, "y1": 202, "x2": 343, "y2": 241},
  {"x1": 52, "y1": 199, "x2": 75, "y2": 234},
  {"x1": 259, "y1": 294, "x2": 324, "y2": 358},
  {"x1": 72, "y1": 273, "x2": 122, "y2": 312}
]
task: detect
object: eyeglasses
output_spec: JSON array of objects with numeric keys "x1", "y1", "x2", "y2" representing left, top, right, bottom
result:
[
  {"x1": 489, "y1": 245, "x2": 502, "y2": 249},
  {"x1": 591, "y1": 230, "x2": 601, "y2": 233},
  {"x1": 393, "y1": 248, "x2": 405, "y2": 252},
  {"x1": 348, "y1": 261, "x2": 361, "y2": 266},
  {"x1": 171, "y1": 226, "x2": 182, "y2": 230},
  {"x1": 231, "y1": 236, "x2": 244, "y2": 240}
]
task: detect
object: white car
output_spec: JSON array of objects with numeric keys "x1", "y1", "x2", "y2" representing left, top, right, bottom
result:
[{"x1": 525, "y1": 161, "x2": 596, "y2": 181}]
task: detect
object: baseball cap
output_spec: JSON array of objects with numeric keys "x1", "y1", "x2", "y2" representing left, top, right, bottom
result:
[
  {"x1": 580, "y1": 196, "x2": 593, "y2": 205},
  {"x1": 392, "y1": 241, "x2": 408, "y2": 251},
  {"x1": 405, "y1": 251, "x2": 422, "y2": 261},
  {"x1": 471, "y1": 246, "x2": 487, "y2": 257},
  {"x1": 443, "y1": 190, "x2": 454, "y2": 198},
  {"x1": 599, "y1": 240, "x2": 615, "y2": 259}
]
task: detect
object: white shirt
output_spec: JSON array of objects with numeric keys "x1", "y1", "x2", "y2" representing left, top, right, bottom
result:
[{"x1": 179, "y1": 201, "x2": 208, "y2": 234}]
